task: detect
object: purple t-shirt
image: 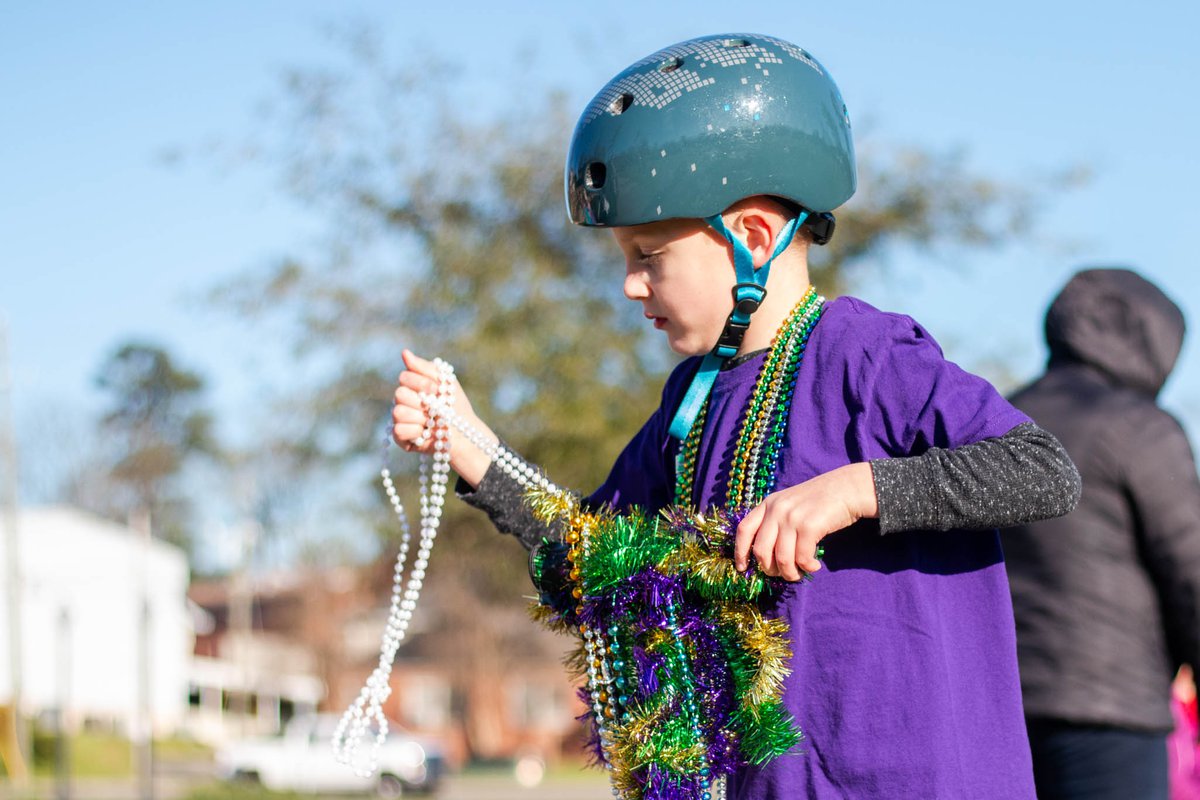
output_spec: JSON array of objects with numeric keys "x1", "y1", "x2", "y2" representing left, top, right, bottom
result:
[{"x1": 589, "y1": 297, "x2": 1036, "y2": 800}]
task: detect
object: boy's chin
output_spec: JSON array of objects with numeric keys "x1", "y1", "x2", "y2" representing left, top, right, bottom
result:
[{"x1": 667, "y1": 338, "x2": 710, "y2": 358}]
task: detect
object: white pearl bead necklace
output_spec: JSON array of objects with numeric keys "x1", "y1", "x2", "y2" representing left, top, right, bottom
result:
[
  {"x1": 330, "y1": 360, "x2": 730, "y2": 800},
  {"x1": 419, "y1": 393, "x2": 561, "y2": 495},
  {"x1": 332, "y1": 359, "x2": 456, "y2": 776},
  {"x1": 333, "y1": 359, "x2": 562, "y2": 777}
]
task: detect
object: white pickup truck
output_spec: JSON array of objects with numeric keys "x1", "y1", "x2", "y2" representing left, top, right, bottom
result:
[{"x1": 215, "y1": 713, "x2": 444, "y2": 797}]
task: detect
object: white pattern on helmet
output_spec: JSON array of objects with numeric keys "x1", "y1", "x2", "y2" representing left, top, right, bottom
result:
[{"x1": 581, "y1": 36, "x2": 823, "y2": 126}]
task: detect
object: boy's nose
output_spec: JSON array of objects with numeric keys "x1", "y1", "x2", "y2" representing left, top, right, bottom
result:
[{"x1": 623, "y1": 269, "x2": 650, "y2": 301}]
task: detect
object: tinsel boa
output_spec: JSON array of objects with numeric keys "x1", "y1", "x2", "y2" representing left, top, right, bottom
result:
[{"x1": 526, "y1": 488, "x2": 801, "y2": 799}]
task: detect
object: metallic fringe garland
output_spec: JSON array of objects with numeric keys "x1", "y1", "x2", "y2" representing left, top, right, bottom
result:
[{"x1": 526, "y1": 489, "x2": 802, "y2": 800}]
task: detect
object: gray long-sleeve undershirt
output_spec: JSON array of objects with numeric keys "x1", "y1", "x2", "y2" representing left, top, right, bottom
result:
[{"x1": 456, "y1": 421, "x2": 1081, "y2": 551}]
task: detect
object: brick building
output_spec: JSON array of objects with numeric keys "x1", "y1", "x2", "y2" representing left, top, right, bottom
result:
[{"x1": 187, "y1": 561, "x2": 583, "y2": 767}]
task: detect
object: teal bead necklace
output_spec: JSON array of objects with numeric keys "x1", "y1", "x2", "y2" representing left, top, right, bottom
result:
[{"x1": 674, "y1": 288, "x2": 825, "y2": 510}]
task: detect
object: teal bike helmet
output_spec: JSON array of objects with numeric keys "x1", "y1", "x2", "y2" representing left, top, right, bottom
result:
[
  {"x1": 566, "y1": 33, "x2": 855, "y2": 234},
  {"x1": 565, "y1": 34, "x2": 857, "y2": 441}
]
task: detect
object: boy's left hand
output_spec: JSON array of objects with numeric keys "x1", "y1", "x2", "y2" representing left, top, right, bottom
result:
[{"x1": 734, "y1": 462, "x2": 878, "y2": 581}]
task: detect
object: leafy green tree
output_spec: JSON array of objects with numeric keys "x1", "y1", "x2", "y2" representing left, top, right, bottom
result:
[{"x1": 82, "y1": 341, "x2": 219, "y2": 553}]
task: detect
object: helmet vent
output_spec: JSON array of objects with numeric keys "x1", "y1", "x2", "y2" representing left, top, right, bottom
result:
[
  {"x1": 658, "y1": 57, "x2": 684, "y2": 73},
  {"x1": 585, "y1": 162, "x2": 607, "y2": 190},
  {"x1": 609, "y1": 93, "x2": 634, "y2": 115},
  {"x1": 722, "y1": 38, "x2": 750, "y2": 48}
]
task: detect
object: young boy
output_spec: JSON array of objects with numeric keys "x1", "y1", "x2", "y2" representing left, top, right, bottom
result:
[{"x1": 392, "y1": 34, "x2": 1080, "y2": 799}]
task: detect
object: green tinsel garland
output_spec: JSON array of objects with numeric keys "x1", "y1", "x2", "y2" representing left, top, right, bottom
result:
[{"x1": 526, "y1": 490, "x2": 801, "y2": 800}]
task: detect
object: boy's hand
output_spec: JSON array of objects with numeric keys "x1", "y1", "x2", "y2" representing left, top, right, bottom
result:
[
  {"x1": 734, "y1": 463, "x2": 878, "y2": 581},
  {"x1": 392, "y1": 349, "x2": 497, "y2": 487}
]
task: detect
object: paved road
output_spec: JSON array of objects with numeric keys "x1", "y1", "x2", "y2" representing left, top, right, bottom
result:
[
  {"x1": 441, "y1": 774, "x2": 612, "y2": 800},
  {"x1": 0, "y1": 772, "x2": 615, "y2": 800}
]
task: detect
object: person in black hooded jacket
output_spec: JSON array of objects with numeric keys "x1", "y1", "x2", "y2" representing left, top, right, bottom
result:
[{"x1": 1002, "y1": 267, "x2": 1200, "y2": 800}]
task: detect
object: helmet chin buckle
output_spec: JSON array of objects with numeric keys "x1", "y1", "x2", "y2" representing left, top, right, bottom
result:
[
  {"x1": 714, "y1": 283, "x2": 767, "y2": 357},
  {"x1": 733, "y1": 282, "x2": 766, "y2": 315},
  {"x1": 713, "y1": 318, "x2": 749, "y2": 358}
]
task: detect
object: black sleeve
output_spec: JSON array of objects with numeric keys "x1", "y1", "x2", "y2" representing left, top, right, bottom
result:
[
  {"x1": 1122, "y1": 411, "x2": 1200, "y2": 670},
  {"x1": 455, "y1": 453, "x2": 561, "y2": 551},
  {"x1": 462, "y1": 422, "x2": 1083, "y2": 546},
  {"x1": 870, "y1": 421, "x2": 1082, "y2": 534}
]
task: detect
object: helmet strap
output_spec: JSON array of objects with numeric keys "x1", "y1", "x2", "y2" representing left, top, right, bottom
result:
[{"x1": 667, "y1": 211, "x2": 807, "y2": 441}]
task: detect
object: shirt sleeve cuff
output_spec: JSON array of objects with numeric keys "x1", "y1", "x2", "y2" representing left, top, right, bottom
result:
[
  {"x1": 870, "y1": 456, "x2": 941, "y2": 534},
  {"x1": 455, "y1": 453, "x2": 560, "y2": 550}
]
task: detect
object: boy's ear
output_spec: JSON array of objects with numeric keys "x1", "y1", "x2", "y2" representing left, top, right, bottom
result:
[{"x1": 735, "y1": 208, "x2": 785, "y2": 269}]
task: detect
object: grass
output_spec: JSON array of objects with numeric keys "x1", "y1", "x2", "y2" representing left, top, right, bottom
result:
[
  {"x1": 0, "y1": 731, "x2": 213, "y2": 778},
  {"x1": 154, "y1": 735, "x2": 214, "y2": 761},
  {"x1": 31, "y1": 730, "x2": 131, "y2": 778}
]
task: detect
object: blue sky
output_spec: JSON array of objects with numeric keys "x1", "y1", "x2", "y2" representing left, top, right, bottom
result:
[{"x1": 4, "y1": 2, "x2": 1198, "y2": 528}]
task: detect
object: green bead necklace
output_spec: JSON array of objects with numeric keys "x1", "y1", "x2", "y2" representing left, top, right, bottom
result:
[{"x1": 674, "y1": 288, "x2": 825, "y2": 510}]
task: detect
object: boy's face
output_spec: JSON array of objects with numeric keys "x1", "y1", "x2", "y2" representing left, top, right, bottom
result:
[{"x1": 612, "y1": 218, "x2": 736, "y2": 356}]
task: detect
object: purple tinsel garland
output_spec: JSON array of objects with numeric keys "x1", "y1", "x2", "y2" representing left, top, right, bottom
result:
[{"x1": 530, "y1": 500, "x2": 801, "y2": 799}]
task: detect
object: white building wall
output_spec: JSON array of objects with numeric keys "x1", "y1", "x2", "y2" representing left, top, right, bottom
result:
[{"x1": 0, "y1": 507, "x2": 192, "y2": 735}]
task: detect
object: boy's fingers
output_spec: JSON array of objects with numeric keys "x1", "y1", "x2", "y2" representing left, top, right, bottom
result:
[
  {"x1": 393, "y1": 385, "x2": 423, "y2": 409},
  {"x1": 398, "y1": 370, "x2": 436, "y2": 395},
  {"x1": 392, "y1": 405, "x2": 425, "y2": 427},
  {"x1": 753, "y1": 517, "x2": 780, "y2": 576},
  {"x1": 798, "y1": 530, "x2": 823, "y2": 574},
  {"x1": 775, "y1": 533, "x2": 801, "y2": 582},
  {"x1": 735, "y1": 503, "x2": 767, "y2": 571},
  {"x1": 401, "y1": 349, "x2": 439, "y2": 380},
  {"x1": 392, "y1": 422, "x2": 425, "y2": 448}
]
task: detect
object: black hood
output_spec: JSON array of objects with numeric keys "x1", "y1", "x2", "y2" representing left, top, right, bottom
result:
[{"x1": 1045, "y1": 268, "x2": 1186, "y2": 397}]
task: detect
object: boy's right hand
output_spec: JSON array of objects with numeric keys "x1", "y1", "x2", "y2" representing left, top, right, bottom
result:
[
  {"x1": 733, "y1": 462, "x2": 879, "y2": 581},
  {"x1": 392, "y1": 349, "x2": 497, "y2": 488}
]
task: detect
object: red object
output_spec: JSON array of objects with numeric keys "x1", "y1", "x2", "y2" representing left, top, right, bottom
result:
[{"x1": 1170, "y1": 690, "x2": 1200, "y2": 800}]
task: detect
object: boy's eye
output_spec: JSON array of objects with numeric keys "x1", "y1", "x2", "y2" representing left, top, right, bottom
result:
[{"x1": 636, "y1": 250, "x2": 662, "y2": 265}]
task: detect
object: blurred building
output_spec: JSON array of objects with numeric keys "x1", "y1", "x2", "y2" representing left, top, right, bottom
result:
[
  {"x1": 189, "y1": 560, "x2": 583, "y2": 767},
  {"x1": 339, "y1": 578, "x2": 583, "y2": 768},
  {"x1": 0, "y1": 508, "x2": 584, "y2": 764},
  {"x1": 0, "y1": 506, "x2": 191, "y2": 735},
  {"x1": 185, "y1": 572, "x2": 331, "y2": 745}
]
